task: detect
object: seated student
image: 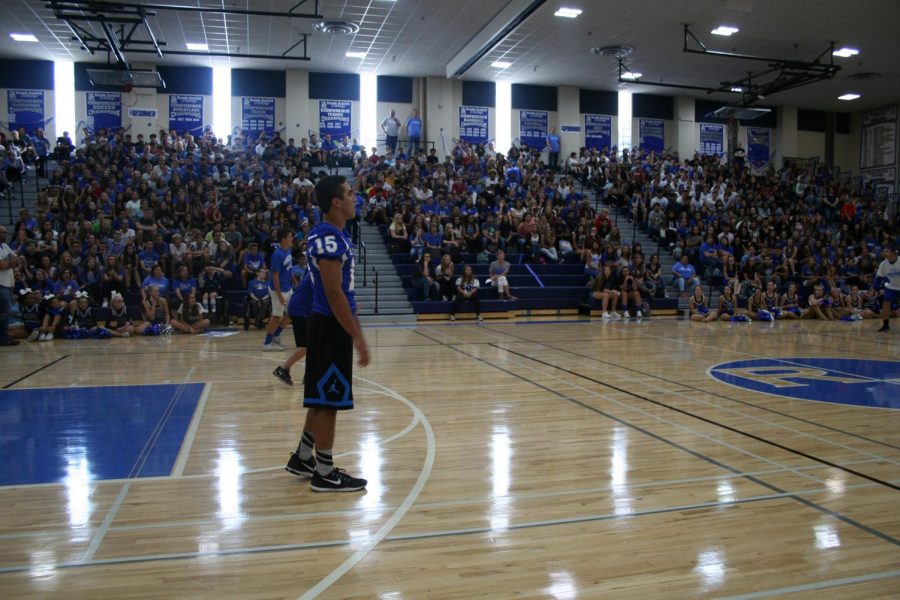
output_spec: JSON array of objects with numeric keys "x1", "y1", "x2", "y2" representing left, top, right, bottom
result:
[
  {"x1": 762, "y1": 281, "x2": 785, "y2": 319},
  {"x1": 672, "y1": 254, "x2": 701, "y2": 295},
  {"x1": 716, "y1": 284, "x2": 739, "y2": 321},
  {"x1": 55, "y1": 269, "x2": 81, "y2": 308},
  {"x1": 171, "y1": 265, "x2": 197, "y2": 310},
  {"x1": 434, "y1": 254, "x2": 456, "y2": 301},
  {"x1": 240, "y1": 241, "x2": 265, "y2": 287},
  {"x1": 845, "y1": 285, "x2": 876, "y2": 319},
  {"x1": 245, "y1": 267, "x2": 271, "y2": 330},
  {"x1": 829, "y1": 287, "x2": 847, "y2": 318},
  {"x1": 618, "y1": 265, "x2": 643, "y2": 319},
  {"x1": 411, "y1": 252, "x2": 439, "y2": 300},
  {"x1": 803, "y1": 284, "x2": 835, "y2": 320},
  {"x1": 20, "y1": 288, "x2": 44, "y2": 341},
  {"x1": 198, "y1": 264, "x2": 226, "y2": 320},
  {"x1": 171, "y1": 293, "x2": 210, "y2": 334},
  {"x1": 779, "y1": 282, "x2": 803, "y2": 319},
  {"x1": 488, "y1": 249, "x2": 515, "y2": 300},
  {"x1": 142, "y1": 284, "x2": 171, "y2": 327},
  {"x1": 37, "y1": 294, "x2": 65, "y2": 341},
  {"x1": 746, "y1": 286, "x2": 769, "y2": 320},
  {"x1": 449, "y1": 265, "x2": 482, "y2": 322},
  {"x1": 592, "y1": 264, "x2": 621, "y2": 320},
  {"x1": 141, "y1": 264, "x2": 170, "y2": 297},
  {"x1": 106, "y1": 292, "x2": 136, "y2": 337},
  {"x1": 67, "y1": 291, "x2": 119, "y2": 338},
  {"x1": 689, "y1": 285, "x2": 717, "y2": 322}
]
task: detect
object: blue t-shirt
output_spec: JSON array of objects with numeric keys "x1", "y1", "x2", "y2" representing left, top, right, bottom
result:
[
  {"x1": 142, "y1": 275, "x2": 170, "y2": 295},
  {"x1": 287, "y1": 273, "x2": 313, "y2": 318},
  {"x1": 268, "y1": 246, "x2": 293, "y2": 293},
  {"x1": 547, "y1": 134, "x2": 560, "y2": 152},
  {"x1": 247, "y1": 279, "x2": 269, "y2": 299},
  {"x1": 173, "y1": 277, "x2": 196, "y2": 297},
  {"x1": 139, "y1": 250, "x2": 160, "y2": 271},
  {"x1": 407, "y1": 117, "x2": 422, "y2": 138},
  {"x1": 242, "y1": 251, "x2": 265, "y2": 272},
  {"x1": 307, "y1": 222, "x2": 356, "y2": 316}
]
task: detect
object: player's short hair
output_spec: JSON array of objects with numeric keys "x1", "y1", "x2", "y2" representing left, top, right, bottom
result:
[
  {"x1": 276, "y1": 228, "x2": 293, "y2": 242},
  {"x1": 315, "y1": 175, "x2": 348, "y2": 213}
]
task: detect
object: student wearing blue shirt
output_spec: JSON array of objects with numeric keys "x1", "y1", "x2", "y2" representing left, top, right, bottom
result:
[
  {"x1": 546, "y1": 127, "x2": 561, "y2": 172},
  {"x1": 405, "y1": 108, "x2": 422, "y2": 156},
  {"x1": 263, "y1": 228, "x2": 294, "y2": 350},
  {"x1": 285, "y1": 175, "x2": 369, "y2": 493},
  {"x1": 138, "y1": 240, "x2": 160, "y2": 279},
  {"x1": 241, "y1": 241, "x2": 265, "y2": 287},
  {"x1": 171, "y1": 265, "x2": 197, "y2": 309},
  {"x1": 273, "y1": 272, "x2": 313, "y2": 386},
  {"x1": 244, "y1": 268, "x2": 271, "y2": 330}
]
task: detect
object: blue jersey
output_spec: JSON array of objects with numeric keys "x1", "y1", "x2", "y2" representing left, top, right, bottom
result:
[
  {"x1": 288, "y1": 273, "x2": 313, "y2": 318},
  {"x1": 247, "y1": 279, "x2": 269, "y2": 299},
  {"x1": 306, "y1": 222, "x2": 356, "y2": 316},
  {"x1": 269, "y1": 246, "x2": 293, "y2": 293}
]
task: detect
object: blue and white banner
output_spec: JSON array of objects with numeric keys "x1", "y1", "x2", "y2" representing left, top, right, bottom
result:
[
  {"x1": 6, "y1": 89, "x2": 45, "y2": 134},
  {"x1": 319, "y1": 100, "x2": 351, "y2": 138},
  {"x1": 168, "y1": 94, "x2": 204, "y2": 134},
  {"x1": 639, "y1": 118, "x2": 664, "y2": 153},
  {"x1": 699, "y1": 123, "x2": 724, "y2": 156},
  {"x1": 519, "y1": 110, "x2": 548, "y2": 149},
  {"x1": 241, "y1": 97, "x2": 275, "y2": 139},
  {"x1": 747, "y1": 127, "x2": 771, "y2": 165},
  {"x1": 128, "y1": 107, "x2": 157, "y2": 120},
  {"x1": 459, "y1": 106, "x2": 489, "y2": 143},
  {"x1": 86, "y1": 92, "x2": 122, "y2": 131},
  {"x1": 584, "y1": 114, "x2": 612, "y2": 151}
]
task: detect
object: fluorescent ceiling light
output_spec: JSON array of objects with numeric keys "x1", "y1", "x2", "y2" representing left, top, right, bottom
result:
[
  {"x1": 832, "y1": 47, "x2": 859, "y2": 58},
  {"x1": 620, "y1": 72, "x2": 642, "y2": 80},
  {"x1": 491, "y1": 61, "x2": 512, "y2": 69},
  {"x1": 711, "y1": 26, "x2": 739, "y2": 36},
  {"x1": 730, "y1": 86, "x2": 744, "y2": 92},
  {"x1": 838, "y1": 93, "x2": 860, "y2": 101},
  {"x1": 346, "y1": 51, "x2": 367, "y2": 58},
  {"x1": 10, "y1": 33, "x2": 38, "y2": 42},
  {"x1": 554, "y1": 7, "x2": 582, "y2": 18},
  {"x1": 186, "y1": 42, "x2": 208, "y2": 51}
]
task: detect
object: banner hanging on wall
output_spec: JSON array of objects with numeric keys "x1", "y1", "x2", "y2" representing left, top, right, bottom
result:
[
  {"x1": 699, "y1": 123, "x2": 724, "y2": 156},
  {"x1": 86, "y1": 92, "x2": 122, "y2": 131},
  {"x1": 7, "y1": 89, "x2": 45, "y2": 134},
  {"x1": 519, "y1": 110, "x2": 548, "y2": 149},
  {"x1": 241, "y1": 97, "x2": 275, "y2": 139},
  {"x1": 860, "y1": 106, "x2": 896, "y2": 169},
  {"x1": 584, "y1": 114, "x2": 612, "y2": 151},
  {"x1": 459, "y1": 106, "x2": 489, "y2": 144},
  {"x1": 169, "y1": 94, "x2": 203, "y2": 134},
  {"x1": 638, "y1": 118, "x2": 664, "y2": 153},
  {"x1": 319, "y1": 100, "x2": 351, "y2": 138},
  {"x1": 747, "y1": 127, "x2": 771, "y2": 165}
]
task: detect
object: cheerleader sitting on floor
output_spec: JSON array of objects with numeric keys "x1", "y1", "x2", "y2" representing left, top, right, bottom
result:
[
  {"x1": 37, "y1": 294, "x2": 64, "y2": 341},
  {"x1": 106, "y1": 292, "x2": 137, "y2": 337}
]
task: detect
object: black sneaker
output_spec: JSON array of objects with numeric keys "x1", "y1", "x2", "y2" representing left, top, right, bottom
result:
[
  {"x1": 877, "y1": 324, "x2": 890, "y2": 332},
  {"x1": 285, "y1": 452, "x2": 316, "y2": 478},
  {"x1": 310, "y1": 468, "x2": 367, "y2": 492},
  {"x1": 272, "y1": 366, "x2": 293, "y2": 386}
]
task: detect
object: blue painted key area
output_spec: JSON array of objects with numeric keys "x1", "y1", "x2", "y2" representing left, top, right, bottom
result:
[{"x1": 0, "y1": 383, "x2": 204, "y2": 485}]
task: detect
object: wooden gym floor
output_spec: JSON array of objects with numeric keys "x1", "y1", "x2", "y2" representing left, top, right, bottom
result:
[{"x1": 0, "y1": 318, "x2": 898, "y2": 599}]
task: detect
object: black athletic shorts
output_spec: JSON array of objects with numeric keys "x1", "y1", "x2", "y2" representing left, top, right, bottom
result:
[
  {"x1": 291, "y1": 315, "x2": 308, "y2": 348},
  {"x1": 303, "y1": 312, "x2": 353, "y2": 410}
]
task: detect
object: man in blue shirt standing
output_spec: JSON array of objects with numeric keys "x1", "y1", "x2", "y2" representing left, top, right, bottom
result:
[
  {"x1": 546, "y1": 127, "x2": 561, "y2": 173},
  {"x1": 285, "y1": 174, "x2": 369, "y2": 492},
  {"x1": 263, "y1": 228, "x2": 293, "y2": 350},
  {"x1": 405, "y1": 108, "x2": 422, "y2": 157}
]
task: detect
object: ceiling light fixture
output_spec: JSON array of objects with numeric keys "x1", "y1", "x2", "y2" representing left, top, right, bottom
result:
[
  {"x1": 186, "y1": 43, "x2": 208, "y2": 51},
  {"x1": 346, "y1": 51, "x2": 367, "y2": 59},
  {"x1": 711, "y1": 26, "x2": 739, "y2": 36},
  {"x1": 491, "y1": 61, "x2": 512, "y2": 69},
  {"x1": 620, "y1": 72, "x2": 642, "y2": 80},
  {"x1": 837, "y1": 93, "x2": 860, "y2": 100},
  {"x1": 832, "y1": 47, "x2": 859, "y2": 58},
  {"x1": 554, "y1": 7, "x2": 582, "y2": 18},
  {"x1": 10, "y1": 33, "x2": 38, "y2": 42},
  {"x1": 730, "y1": 86, "x2": 744, "y2": 92}
]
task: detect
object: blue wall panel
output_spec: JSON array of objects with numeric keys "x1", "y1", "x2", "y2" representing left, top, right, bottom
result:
[
  {"x1": 0, "y1": 59, "x2": 54, "y2": 89},
  {"x1": 377, "y1": 76, "x2": 412, "y2": 103},
  {"x1": 512, "y1": 83, "x2": 557, "y2": 111},
  {"x1": 157, "y1": 65, "x2": 213, "y2": 95},
  {"x1": 462, "y1": 80, "x2": 496, "y2": 107},
  {"x1": 232, "y1": 68, "x2": 286, "y2": 97},
  {"x1": 309, "y1": 72, "x2": 360, "y2": 100}
]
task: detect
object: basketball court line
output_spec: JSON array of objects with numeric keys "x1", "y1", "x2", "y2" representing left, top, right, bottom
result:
[
  {"x1": 171, "y1": 382, "x2": 213, "y2": 476},
  {"x1": 412, "y1": 329, "x2": 900, "y2": 548},
  {"x1": 2, "y1": 354, "x2": 68, "y2": 388},
  {"x1": 479, "y1": 324, "x2": 900, "y2": 452},
  {"x1": 0, "y1": 480, "x2": 888, "y2": 576},
  {"x1": 715, "y1": 568, "x2": 900, "y2": 599},
  {"x1": 478, "y1": 334, "x2": 900, "y2": 463}
]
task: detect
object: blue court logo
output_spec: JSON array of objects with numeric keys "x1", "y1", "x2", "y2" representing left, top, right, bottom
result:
[{"x1": 709, "y1": 358, "x2": 900, "y2": 409}]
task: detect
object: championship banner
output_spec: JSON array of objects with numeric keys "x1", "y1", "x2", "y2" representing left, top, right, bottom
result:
[
  {"x1": 7, "y1": 89, "x2": 45, "y2": 134},
  {"x1": 168, "y1": 94, "x2": 203, "y2": 133},
  {"x1": 319, "y1": 100, "x2": 351, "y2": 138},
  {"x1": 519, "y1": 110, "x2": 548, "y2": 149},
  {"x1": 86, "y1": 92, "x2": 122, "y2": 131},
  {"x1": 584, "y1": 114, "x2": 611, "y2": 151},
  {"x1": 699, "y1": 123, "x2": 724, "y2": 156},
  {"x1": 241, "y1": 97, "x2": 275, "y2": 139},
  {"x1": 860, "y1": 106, "x2": 897, "y2": 169},
  {"x1": 747, "y1": 127, "x2": 771, "y2": 165},
  {"x1": 638, "y1": 118, "x2": 664, "y2": 152},
  {"x1": 459, "y1": 106, "x2": 489, "y2": 143}
]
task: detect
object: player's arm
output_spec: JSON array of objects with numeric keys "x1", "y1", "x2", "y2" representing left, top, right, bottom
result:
[{"x1": 319, "y1": 258, "x2": 369, "y2": 366}]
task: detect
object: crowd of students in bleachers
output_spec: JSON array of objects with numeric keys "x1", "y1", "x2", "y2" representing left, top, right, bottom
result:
[{"x1": 1, "y1": 111, "x2": 898, "y2": 340}]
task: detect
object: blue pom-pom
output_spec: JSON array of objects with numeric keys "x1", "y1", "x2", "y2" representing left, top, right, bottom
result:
[
  {"x1": 94, "y1": 327, "x2": 111, "y2": 339},
  {"x1": 757, "y1": 310, "x2": 773, "y2": 322}
]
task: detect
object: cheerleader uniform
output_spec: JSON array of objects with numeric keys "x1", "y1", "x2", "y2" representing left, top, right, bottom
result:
[
  {"x1": 782, "y1": 291, "x2": 801, "y2": 315},
  {"x1": 720, "y1": 295, "x2": 736, "y2": 317},
  {"x1": 76, "y1": 306, "x2": 97, "y2": 329},
  {"x1": 764, "y1": 291, "x2": 782, "y2": 318},
  {"x1": 107, "y1": 305, "x2": 131, "y2": 332},
  {"x1": 692, "y1": 293, "x2": 709, "y2": 315},
  {"x1": 22, "y1": 303, "x2": 43, "y2": 334}
]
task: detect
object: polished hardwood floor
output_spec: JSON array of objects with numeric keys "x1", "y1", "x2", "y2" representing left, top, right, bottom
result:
[{"x1": 0, "y1": 318, "x2": 898, "y2": 599}]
